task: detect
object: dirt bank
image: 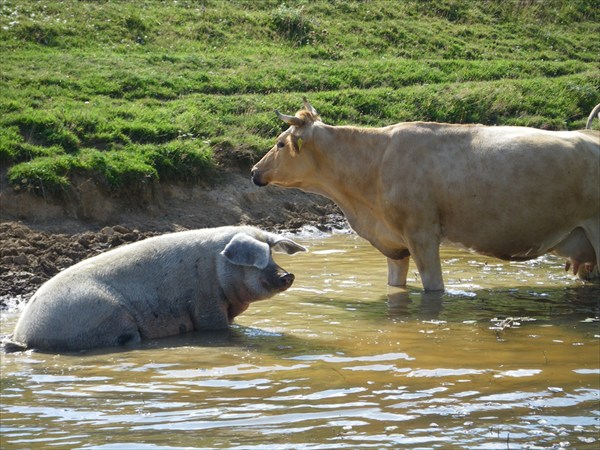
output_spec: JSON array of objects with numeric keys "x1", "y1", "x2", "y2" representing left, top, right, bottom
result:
[{"x1": 0, "y1": 170, "x2": 344, "y2": 307}]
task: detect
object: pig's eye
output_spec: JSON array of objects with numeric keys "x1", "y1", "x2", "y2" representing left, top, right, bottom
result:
[{"x1": 277, "y1": 141, "x2": 285, "y2": 149}]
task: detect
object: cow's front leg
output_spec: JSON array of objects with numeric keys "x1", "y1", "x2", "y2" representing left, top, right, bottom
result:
[
  {"x1": 406, "y1": 233, "x2": 444, "y2": 291},
  {"x1": 387, "y1": 256, "x2": 410, "y2": 287}
]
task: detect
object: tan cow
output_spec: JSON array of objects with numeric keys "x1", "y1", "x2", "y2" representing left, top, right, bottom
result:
[{"x1": 252, "y1": 99, "x2": 600, "y2": 291}]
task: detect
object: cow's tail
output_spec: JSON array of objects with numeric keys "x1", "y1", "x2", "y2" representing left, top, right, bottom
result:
[{"x1": 585, "y1": 103, "x2": 600, "y2": 129}]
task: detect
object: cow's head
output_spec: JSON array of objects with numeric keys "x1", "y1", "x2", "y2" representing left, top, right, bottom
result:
[{"x1": 251, "y1": 98, "x2": 321, "y2": 188}]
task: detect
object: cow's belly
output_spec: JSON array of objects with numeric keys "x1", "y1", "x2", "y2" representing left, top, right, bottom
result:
[
  {"x1": 443, "y1": 216, "x2": 593, "y2": 262},
  {"x1": 436, "y1": 175, "x2": 597, "y2": 260}
]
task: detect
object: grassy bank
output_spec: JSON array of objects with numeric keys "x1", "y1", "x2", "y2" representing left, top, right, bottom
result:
[{"x1": 1, "y1": 0, "x2": 598, "y2": 198}]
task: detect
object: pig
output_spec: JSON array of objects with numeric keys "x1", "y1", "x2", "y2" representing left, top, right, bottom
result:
[{"x1": 7, "y1": 226, "x2": 306, "y2": 352}]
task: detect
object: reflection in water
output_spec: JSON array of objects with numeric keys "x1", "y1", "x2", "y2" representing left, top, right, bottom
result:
[
  {"x1": 1, "y1": 232, "x2": 599, "y2": 449},
  {"x1": 387, "y1": 288, "x2": 445, "y2": 320}
]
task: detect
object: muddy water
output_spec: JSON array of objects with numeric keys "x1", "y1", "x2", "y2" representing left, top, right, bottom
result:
[{"x1": 1, "y1": 231, "x2": 599, "y2": 449}]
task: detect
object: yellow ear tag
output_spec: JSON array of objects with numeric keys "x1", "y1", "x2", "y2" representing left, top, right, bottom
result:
[{"x1": 297, "y1": 137, "x2": 303, "y2": 150}]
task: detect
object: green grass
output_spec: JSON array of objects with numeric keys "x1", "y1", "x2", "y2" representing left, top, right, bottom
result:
[{"x1": 1, "y1": 0, "x2": 599, "y2": 198}]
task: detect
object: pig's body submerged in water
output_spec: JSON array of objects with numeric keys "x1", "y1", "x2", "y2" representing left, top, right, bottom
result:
[{"x1": 8, "y1": 226, "x2": 306, "y2": 352}]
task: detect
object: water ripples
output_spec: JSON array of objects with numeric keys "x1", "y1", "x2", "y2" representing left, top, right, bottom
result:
[{"x1": 3, "y1": 347, "x2": 599, "y2": 448}]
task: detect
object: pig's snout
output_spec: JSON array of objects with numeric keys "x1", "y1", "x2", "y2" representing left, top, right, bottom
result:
[
  {"x1": 265, "y1": 270, "x2": 294, "y2": 292},
  {"x1": 260, "y1": 266, "x2": 295, "y2": 294},
  {"x1": 279, "y1": 272, "x2": 295, "y2": 290}
]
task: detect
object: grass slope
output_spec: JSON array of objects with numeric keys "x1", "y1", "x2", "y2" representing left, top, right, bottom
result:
[{"x1": 1, "y1": 0, "x2": 599, "y2": 198}]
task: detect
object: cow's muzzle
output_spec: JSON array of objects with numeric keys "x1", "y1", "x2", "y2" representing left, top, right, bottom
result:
[{"x1": 251, "y1": 168, "x2": 268, "y2": 187}]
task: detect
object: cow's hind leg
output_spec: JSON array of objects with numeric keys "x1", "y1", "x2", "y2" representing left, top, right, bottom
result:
[
  {"x1": 387, "y1": 256, "x2": 410, "y2": 287},
  {"x1": 580, "y1": 221, "x2": 600, "y2": 282}
]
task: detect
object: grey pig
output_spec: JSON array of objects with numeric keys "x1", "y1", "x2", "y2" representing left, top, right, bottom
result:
[{"x1": 7, "y1": 226, "x2": 306, "y2": 352}]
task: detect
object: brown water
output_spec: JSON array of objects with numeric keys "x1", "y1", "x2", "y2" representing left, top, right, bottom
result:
[{"x1": 1, "y1": 231, "x2": 599, "y2": 449}]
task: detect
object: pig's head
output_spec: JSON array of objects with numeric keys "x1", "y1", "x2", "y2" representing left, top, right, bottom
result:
[{"x1": 219, "y1": 231, "x2": 306, "y2": 321}]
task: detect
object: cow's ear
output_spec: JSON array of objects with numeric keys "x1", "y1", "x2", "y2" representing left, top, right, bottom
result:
[
  {"x1": 270, "y1": 236, "x2": 307, "y2": 255},
  {"x1": 221, "y1": 233, "x2": 270, "y2": 269}
]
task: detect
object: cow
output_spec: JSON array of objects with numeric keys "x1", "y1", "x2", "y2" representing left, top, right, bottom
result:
[
  {"x1": 251, "y1": 99, "x2": 600, "y2": 291},
  {"x1": 7, "y1": 226, "x2": 306, "y2": 352},
  {"x1": 586, "y1": 103, "x2": 600, "y2": 129}
]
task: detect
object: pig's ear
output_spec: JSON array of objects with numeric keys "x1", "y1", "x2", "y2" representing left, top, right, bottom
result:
[
  {"x1": 270, "y1": 237, "x2": 307, "y2": 255},
  {"x1": 221, "y1": 233, "x2": 270, "y2": 269}
]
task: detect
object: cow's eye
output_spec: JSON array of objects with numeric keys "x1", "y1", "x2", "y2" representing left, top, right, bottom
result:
[{"x1": 277, "y1": 141, "x2": 285, "y2": 149}]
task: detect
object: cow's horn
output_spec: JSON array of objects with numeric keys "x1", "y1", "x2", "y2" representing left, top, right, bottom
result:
[
  {"x1": 275, "y1": 110, "x2": 304, "y2": 127},
  {"x1": 302, "y1": 97, "x2": 318, "y2": 115}
]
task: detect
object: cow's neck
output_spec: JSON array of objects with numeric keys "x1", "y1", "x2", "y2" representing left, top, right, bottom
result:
[{"x1": 307, "y1": 124, "x2": 389, "y2": 237}]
